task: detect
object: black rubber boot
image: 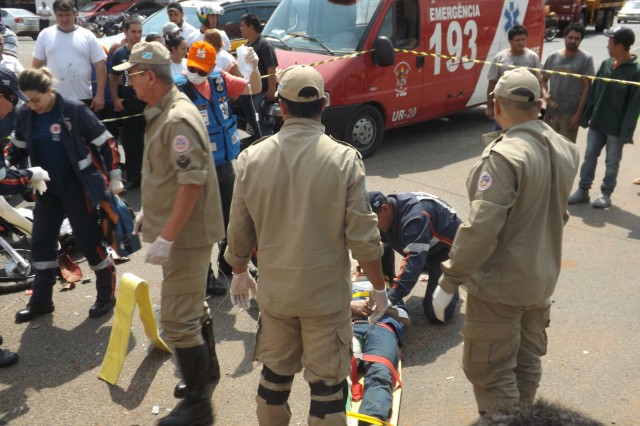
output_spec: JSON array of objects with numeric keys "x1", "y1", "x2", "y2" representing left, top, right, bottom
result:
[
  {"x1": 174, "y1": 316, "x2": 221, "y2": 399},
  {"x1": 159, "y1": 344, "x2": 213, "y2": 426}
]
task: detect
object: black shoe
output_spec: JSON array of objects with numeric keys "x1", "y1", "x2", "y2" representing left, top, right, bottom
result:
[
  {"x1": 124, "y1": 181, "x2": 140, "y2": 191},
  {"x1": 0, "y1": 349, "x2": 18, "y2": 368},
  {"x1": 89, "y1": 299, "x2": 115, "y2": 318},
  {"x1": 206, "y1": 274, "x2": 226, "y2": 296},
  {"x1": 15, "y1": 302, "x2": 55, "y2": 323}
]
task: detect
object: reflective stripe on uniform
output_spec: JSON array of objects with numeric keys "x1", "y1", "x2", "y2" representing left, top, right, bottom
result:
[
  {"x1": 0, "y1": 167, "x2": 6, "y2": 181},
  {"x1": 414, "y1": 191, "x2": 457, "y2": 215},
  {"x1": 91, "y1": 130, "x2": 112, "y2": 147},
  {"x1": 404, "y1": 242, "x2": 430, "y2": 254},
  {"x1": 90, "y1": 256, "x2": 112, "y2": 271},
  {"x1": 33, "y1": 260, "x2": 59, "y2": 270},
  {"x1": 78, "y1": 153, "x2": 93, "y2": 170},
  {"x1": 10, "y1": 134, "x2": 26, "y2": 149}
]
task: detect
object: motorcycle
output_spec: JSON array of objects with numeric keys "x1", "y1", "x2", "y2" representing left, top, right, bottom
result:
[
  {"x1": 0, "y1": 196, "x2": 75, "y2": 293},
  {"x1": 545, "y1": 12, "x2": 559, "y2": 42}
]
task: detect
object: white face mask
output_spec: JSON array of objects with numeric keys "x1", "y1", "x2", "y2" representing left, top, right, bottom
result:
[{"x1": 186, "y1": 70, "x2": 207, "y2": 85}]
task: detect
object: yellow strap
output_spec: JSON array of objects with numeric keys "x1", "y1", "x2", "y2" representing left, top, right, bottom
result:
[
  {"x1": 346, "y1": 411, "x2": 394, "y2": 426},
  {"x1": 98, "y1": 273, "x2": 172, "y2": 385}
]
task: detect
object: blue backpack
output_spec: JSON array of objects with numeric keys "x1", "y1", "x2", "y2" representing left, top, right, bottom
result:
[{"x1": 99, "y1": 195, "x2": 141, "y2": 257}]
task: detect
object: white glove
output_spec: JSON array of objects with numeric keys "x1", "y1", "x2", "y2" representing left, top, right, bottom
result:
[
  {"x1": 244, "y1": 46, "x2": 259, "y2": 68},
  {"x1": 368, "y1": 287, "x2": 390, "y2": 324},
  {"x1": 432, "y1": 285, "x2": 454, "y2": 323},
  {"x1": 27, "y1": 166, "x2": 50, "y2": 195},
  {"x1": 27, "y1": 166, "x2": 50, "y2": 182},
  {"x1": 133, "y1": 209, "x2": 144, "y2": 235},
  {"x1": 108, "y1": 169, "x2": 124, "y2": 195},
  {"x1": 144, "y1": 235, "x2": 173, "y2": 265},
  {"x1": 230, "y1": 270, "x2": 257, "y2": 310}
]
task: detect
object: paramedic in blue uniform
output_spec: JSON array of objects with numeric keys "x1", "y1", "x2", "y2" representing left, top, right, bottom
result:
[
  {"x1": 174, "y1": 40, "x2": 261, "y2": 297},
  {"x1": 11, "y1": 67, "x2": 123, "y2": 323},
  {"x1": 0, "y1": 64, "x2": 51, "y2": 368},
  {"x1": 350, "y1": 279, "x2": 409, "y2": 424},
  {"x1": 0, "y1": 65, "x2": 50, "y2": 195},
  {"x1": 368, "y1": 191, "x2": 460, "y2": 324}
]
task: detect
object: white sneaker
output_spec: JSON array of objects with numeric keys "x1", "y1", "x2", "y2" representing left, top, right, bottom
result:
[{"x1": 591, "y1": 193, "x2": 611, "y2": 209}]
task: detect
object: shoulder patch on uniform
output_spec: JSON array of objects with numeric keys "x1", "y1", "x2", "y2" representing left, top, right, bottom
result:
[
  {"x1": 478, "y1": 172, "x2": 492, "y2": 191},
  {"x1": 173, "y1": 135, "x2": 190, "y2": 153}
]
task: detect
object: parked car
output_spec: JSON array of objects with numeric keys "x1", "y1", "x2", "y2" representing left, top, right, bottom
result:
[
  {"x1": 95, "y1": 1, "x2": 163, "y2": 30},
  {"x1": 617, "y1": 1, "x2": 640, "y2": 23},
  {"x1": 0, "y1": 8, "x2": 39, "y2": 39},
  {"x1": 78, "y1": 1, "x2": 120, "y2": 23},
  {"x1": 100, "y1": 0, "x2": 280, "y2": 50}
]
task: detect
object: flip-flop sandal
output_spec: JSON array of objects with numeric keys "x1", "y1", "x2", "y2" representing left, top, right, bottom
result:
[{"x1": 633, "y1": 177, "x2": 640, "y2": 185}]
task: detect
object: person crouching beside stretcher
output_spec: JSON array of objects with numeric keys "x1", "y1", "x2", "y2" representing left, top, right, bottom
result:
[{"x1": 350, "y1": 278, "x2": 410, "y2": 424}]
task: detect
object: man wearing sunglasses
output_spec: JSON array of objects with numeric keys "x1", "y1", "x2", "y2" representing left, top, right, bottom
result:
[
  {"x1": 173, "y1": 41, "x2": 260, "y2": 301},
  {"x1": 113, "y1": 41, "x2": 225, "y2": 425}
]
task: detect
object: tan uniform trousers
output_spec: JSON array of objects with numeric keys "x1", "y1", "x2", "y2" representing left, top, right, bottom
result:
[
  {"x1": 462, "y1": 294, "x2": 551, "y2": 414},
  {"x1": 254, "y1": 306, "x2": 352, "y2": 426},
  {"x1": 544, "y1": 110, "x2": 579, "y2": 143},
  {"x1": 160, "y1": 245, "x2": 212, "y2": 348}
]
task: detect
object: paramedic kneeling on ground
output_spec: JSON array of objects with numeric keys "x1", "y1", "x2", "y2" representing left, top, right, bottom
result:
[
  {"x1": 224, "y1": 65, "x2": 390, "y2": 425},
  {"x1": 367, "y1": 191, "x2": 460, "y2": 324},
  {"x1": 432, "y1": 68, "x2": 579, "y2": 414}
]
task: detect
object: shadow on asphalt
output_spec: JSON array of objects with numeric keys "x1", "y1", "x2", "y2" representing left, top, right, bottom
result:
[
  {"x1": 106, "y1": 348, "x2": 171, "y2": 410},
  {"x1": 401, "y1": 294, "x2": 464, "y2": 367},
  {"x1": 568, "y1": 203, "x2": 640, "y2": 240},
  {"x1": 0, "y1": 314, "x2": 114, "y2": 424}
]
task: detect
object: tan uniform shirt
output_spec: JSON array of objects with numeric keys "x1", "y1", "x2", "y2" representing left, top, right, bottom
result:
[
  {"x1": 440, "y1": 120, "x2": 579, "y2": 305},
  {"x1": 141, "y1": 86, "x2": 224, "y2": 248},
  {"x1": 224, "y1": 118, "x2": 383, "y2": 317}
]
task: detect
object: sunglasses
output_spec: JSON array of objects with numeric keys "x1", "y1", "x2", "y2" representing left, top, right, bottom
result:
[{"x1": 187, "y1": 66, "x2": 208, "y2": 77}]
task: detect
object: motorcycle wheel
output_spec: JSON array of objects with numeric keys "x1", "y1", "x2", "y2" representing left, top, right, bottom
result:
[
  {"x1": 0, "y1": 248, "x2": 35, "y2": 294},
  {"x1": 544, "y1": 27, "x2": 557, "y2": 42}
]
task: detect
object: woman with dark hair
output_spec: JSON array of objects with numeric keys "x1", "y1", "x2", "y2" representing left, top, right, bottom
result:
[
  {"x1": 166, "y1": 34, "x2": 187, "y2": 76},
  {"x1": 11, "y1": 67, "x2": 123, "y2": 323}
]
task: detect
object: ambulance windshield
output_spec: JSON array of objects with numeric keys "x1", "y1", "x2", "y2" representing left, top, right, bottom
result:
[{"x1": 263, "y1": 0, "x2": 383, "y2": 55}]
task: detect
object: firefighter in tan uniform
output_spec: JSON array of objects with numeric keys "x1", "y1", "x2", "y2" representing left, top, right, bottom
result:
[
  {"x1": 224, "y1": 65, "x2": 390, "y2": 426},
  {"x1": 114, "y1": 41, "x2": 224, "y2": 426},
  {"x1": 432, "y1": 68, "x2": 579, "y2": 414}
]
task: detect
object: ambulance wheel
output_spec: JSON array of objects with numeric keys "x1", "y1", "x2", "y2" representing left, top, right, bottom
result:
[{"x1": 345, "y1": 105, "x2": 383, "y2": 158}]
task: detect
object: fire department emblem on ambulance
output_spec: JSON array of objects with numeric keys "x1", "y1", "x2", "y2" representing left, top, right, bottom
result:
[{"x1": 394, "y1": 62, "x2": 410, "y2": 97}]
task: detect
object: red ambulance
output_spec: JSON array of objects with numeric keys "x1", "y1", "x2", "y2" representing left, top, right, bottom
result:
[{"x1": 262, "y1": 0, "x2": 545, "y2": 156}]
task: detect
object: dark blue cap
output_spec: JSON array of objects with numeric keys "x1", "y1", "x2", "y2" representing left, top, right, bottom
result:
[
  {"x1": 0, "y1": 65, "x2": 28, "y2": 102},
  {"x1": 367, "y1": 191, "x2": 387, "y2": 213}
]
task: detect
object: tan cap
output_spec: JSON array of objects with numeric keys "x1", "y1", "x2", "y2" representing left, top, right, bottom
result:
[
  {"x1": 492, "y1": 67, "x2": 540, "y2": 103},
  {"x1": 275, "y1": 65, "x2": 324, "y2": 103},
  {"x1": 112, "y1": 41, "x2": 170, "y2": 71}
]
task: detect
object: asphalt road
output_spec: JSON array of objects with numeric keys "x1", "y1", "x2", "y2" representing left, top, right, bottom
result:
[{"x1": 1, "y1": 24, "x2": 640, "y2": 425}]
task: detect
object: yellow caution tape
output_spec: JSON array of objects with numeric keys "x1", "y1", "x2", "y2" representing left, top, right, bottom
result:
[
  {"x1": 98, "y1": 273, "x2": 172, "y2": 385},
  {"x1": 101, "y1": 113, "x2": 143, "y2": 123}
]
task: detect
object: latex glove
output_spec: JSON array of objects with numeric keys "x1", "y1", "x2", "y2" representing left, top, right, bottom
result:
[
  {"x1": 27, "y1": 166, "x2": 50, "y2": 195},
  {"x1": 368, "y1": 287, "x2": 390, "y2": 324},
  {"x1": 432, "y1": 285, "x2": 454, "y2": 323},
  {"x1": 108, "y1": 169, "x2": 124, "y2": 195},
  {"x1": 230, "y1": 270, "x2": 257, "y2": 310},
  {"x1": 133, "y1": 209, "x2": 144, "y2": 235},
  {"x1": 144, "y1": 235, "x2": 173, "y2": 265},
  {"x1": 27, "y1": 166, "x2": 50, "y2": 182},
  {"x1": 244, "y1": 46, "x2": 259, "y2": 68}
]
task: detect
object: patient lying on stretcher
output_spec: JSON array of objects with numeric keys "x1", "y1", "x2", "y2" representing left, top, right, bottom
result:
[{"x1": 350, "y1": 274, "x2": 410, "y2": 424}]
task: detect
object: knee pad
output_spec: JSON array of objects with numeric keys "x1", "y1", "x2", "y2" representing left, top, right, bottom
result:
[
  {"x1": 309, "y1": 379, "x2": 348, "y2": 419},
  {"x1": 257, "y1": 366, "x2": 294, "y2": 406}
]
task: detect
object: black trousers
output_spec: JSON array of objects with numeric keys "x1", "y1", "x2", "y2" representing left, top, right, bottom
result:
[{"x1": 118, "y1": 95, "x2": 146, "y2": 184}]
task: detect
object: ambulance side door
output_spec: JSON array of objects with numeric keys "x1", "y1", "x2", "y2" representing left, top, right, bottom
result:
[{"x1": 373, "y1": 0, "x2": 425, "y2": 128}]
